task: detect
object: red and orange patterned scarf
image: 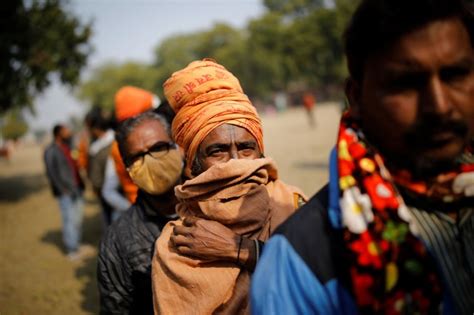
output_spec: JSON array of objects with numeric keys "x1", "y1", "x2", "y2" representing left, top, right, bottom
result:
[{"x1": 329, "y1": 111, "x2": 473, "y2": 313}]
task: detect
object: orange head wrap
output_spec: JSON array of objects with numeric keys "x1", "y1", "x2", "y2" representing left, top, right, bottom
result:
[
  {"x1": 163, "y1": 59, "x2": 264, "y2": 175},
  {"x1": 114, "y1": 86, "x2": 158, "y2": 122}
]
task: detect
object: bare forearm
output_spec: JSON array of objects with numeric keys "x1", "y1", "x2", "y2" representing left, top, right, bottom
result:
[{"x1": 171, "y1": 217, "x2": 263, "y2": 272}]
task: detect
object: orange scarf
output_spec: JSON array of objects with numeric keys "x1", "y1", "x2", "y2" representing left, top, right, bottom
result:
[{"x1": 152, "y1": 158, "x2": 305, "y2": 314}]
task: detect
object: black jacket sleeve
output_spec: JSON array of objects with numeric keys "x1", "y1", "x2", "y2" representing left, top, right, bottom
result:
[{"x1": 97, "y1": 230, "x2": 134, "y2": 315}]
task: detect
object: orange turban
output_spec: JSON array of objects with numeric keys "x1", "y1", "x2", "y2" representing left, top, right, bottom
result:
[
  {"x1": 163, "y1": 59, "x2": 263, "y2": 175},
  {"x1": 114, "y1": 86, "x2": 158, "y2": 122}
]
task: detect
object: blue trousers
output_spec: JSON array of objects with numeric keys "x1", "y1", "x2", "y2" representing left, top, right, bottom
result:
[{"x1": 57, "y1": 194, "x2": 84, "y2": 253}]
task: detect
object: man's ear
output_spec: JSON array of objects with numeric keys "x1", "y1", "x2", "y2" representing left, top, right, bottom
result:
[{"x1": 345, "y1": 77, "x2": 362, "y2": 119}]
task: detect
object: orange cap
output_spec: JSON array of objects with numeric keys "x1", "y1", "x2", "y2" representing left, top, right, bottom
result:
[{"x1": 114, "y1": 86, "x2": 158, "y2": 122}]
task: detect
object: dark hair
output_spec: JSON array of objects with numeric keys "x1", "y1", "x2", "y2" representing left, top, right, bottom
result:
[
  {"x1": 115, "y1": 111, "x2": 171, "y2": 165},
  {"x1": 85, "y1": 107, "x2": 111, "y2": 131},
  {"x1": 344, "y1": 0, "x2": 474, "y2": 82},
  {"x1": 52, "y1": 124, "x2": 64, "y2": 138},
  {"x1": 153, "y1": 100, "x2": 176, "y2": 126}
]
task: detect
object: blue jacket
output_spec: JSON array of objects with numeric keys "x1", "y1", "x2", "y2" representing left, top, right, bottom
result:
[{"x1": 251, "y1": 184, "x2": 459, "y2": 314}]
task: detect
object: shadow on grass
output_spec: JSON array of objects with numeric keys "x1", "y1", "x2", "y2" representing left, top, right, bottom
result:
[
  {"x1": 41, "y1": 203, "x2": 103, "y2": 313},
  {"x1": 41, "y1": 199, "x2": 103, "y2": 251},
  {"x1": 77, "y1": 255, "x2": 100, "y2": 314},
  {"x1": 0, "y1": 174, "x2": 48, "y2": 202},
  {"x1": 77, "y1": 205, "x2": 104, "y2": 313}
]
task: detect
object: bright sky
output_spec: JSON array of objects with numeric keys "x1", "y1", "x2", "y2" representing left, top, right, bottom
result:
[{"x1": 27, "y1": 0, "x2": 265, "y2": 130}]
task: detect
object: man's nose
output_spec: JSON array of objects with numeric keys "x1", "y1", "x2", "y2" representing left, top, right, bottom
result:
[
  {"x1": 229, "y1": 147, "x2": 239, "y2": 160},
  {"x1": 423, "y1": 76, "x2": 453, "y2": 116}
]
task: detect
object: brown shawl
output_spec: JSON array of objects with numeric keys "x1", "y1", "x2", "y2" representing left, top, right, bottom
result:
[{"x1": 151, "y1": 158, "x2": 305, "y2": 314}]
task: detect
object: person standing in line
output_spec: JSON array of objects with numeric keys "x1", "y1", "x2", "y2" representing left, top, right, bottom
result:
[
  {"x1": 44, "y1": 124, "x2": 85, "y2": 260},
  {"x1": 97, "y1": 111, "x2": 180, "y2": 314},
  {"x1": 151, "y1": 59, "x2": 306, "y2": 314},
  {"x1": 98, "y1": 106, "x2": 271, "y2": 314},
  {"x1": 86, "y1": 108, "x2": 115, "y2": 226},
  {"x1": 251, "y1": 0, "x2": 474, "y2": 313},
  {"x1": 101, "y1": 86, "x2": 160, "y2": 220},
  {"x1": 302, "y1": 91, "x2": 316, "y2": 127}
]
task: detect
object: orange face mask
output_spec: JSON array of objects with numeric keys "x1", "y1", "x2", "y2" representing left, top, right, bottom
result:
[{"x1": 127, "y1": 149, "x2": 182, "y2": 195}]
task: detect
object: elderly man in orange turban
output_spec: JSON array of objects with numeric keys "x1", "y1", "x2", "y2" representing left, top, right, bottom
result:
[{"x1": 151, "y1": 59, "x2": 305, "y2": 314}]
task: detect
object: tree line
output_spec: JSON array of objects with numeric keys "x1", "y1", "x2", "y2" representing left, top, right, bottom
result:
[
  {"x1": 0, "y1": 0, "x2": 358, "y2": 140},
  {"x1": 79, "y1": 0, "x2": 359, "y2": 110},
  {"x1": 0, "y1": 0, "x2": 92, "y2": 140}
]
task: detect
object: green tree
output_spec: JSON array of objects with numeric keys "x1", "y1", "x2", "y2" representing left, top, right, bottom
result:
[
  {"x1": 0, "y1": 110, "x2": 29, "y2": 140},
  {"x1": 151, "y1": 23, "x2": 248, "y2": 95},
  {"x1": 262, "y1": 0, "x2": 359, "y2": 97},
  {"x1": 148, "y1": 0, "x2": 360, "y2": 101},
  {"x1": 152, "y1": 21, "x2": 289, "y2": 100},
  {"x1": 153, "y1": 32, "x2": 202, "y2": 91},
  {"x1": 193, "y1": 24, "x2": 244, "y2": 60},
  {"x1": 243, "y1": 13, "x2": 290, "y2": 98},
  {"x1": 0, "y1": 0, "x2": 92, "y2": 113},
  {"x1": 263, "y1": 0, "x2": 324, "y2": 17},
  {"x1": 287, "y1": 8, "x2": 345, "y2": 85},
  {"x1": 78, "y1": 62, "x2": 159, "y2": 110}
]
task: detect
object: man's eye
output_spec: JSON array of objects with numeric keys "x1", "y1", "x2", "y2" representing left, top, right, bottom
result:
[
  {"x1": 209, "y1": 149, "x2": 224, "y2": 156},
  {"x1": 441, "y1": 66, "x2": 472, "y2": 83},
  {"x1": 240, "y1": 147, "x2": 255, "y2": 154},
  {"x1": 386, "y1": 74, "x2": 423, "y2": 92},
  {"x1": 128, "y1": 154, "x2": 144, "y2": 166},
  {"x1": 150, "y1": 143, "x2": 170, "y2": 153}
]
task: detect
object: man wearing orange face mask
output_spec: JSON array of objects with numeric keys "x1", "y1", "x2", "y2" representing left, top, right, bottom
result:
[
  {"x1": 101, "y1": 86, "x2": 160, "y2": 221},
  {"x1": 98, "y1": 105, "x2": 268, "y2": 314},
  {"x1": 98, "y1": 111, "x2": 181, "y2": 314}
]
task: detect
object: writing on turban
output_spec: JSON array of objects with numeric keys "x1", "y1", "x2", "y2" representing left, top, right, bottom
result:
[{"x1": 163, "y1": 59, "x2": 264, "y2": 176}]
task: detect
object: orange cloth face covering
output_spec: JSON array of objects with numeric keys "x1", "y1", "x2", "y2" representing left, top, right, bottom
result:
[
  {"x1": 152, "y1": 158, "x2": 304, "y2": 314},
  {"x1": 163, "y1": 59, "x2": 264, "y2": 176}
]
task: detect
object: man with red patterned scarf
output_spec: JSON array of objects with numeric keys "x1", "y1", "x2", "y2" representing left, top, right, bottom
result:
[{"x1": 251, "y1": 0, "x2": 474, "y2": 314}]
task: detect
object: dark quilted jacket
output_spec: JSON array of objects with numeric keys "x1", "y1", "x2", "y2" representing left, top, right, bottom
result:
[{"x1": 97, "y1": 193, "x2": 172, "y2": 315}]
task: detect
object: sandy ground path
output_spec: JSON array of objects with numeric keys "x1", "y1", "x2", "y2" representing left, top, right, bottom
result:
[
  {"x1": 0, "y1": 104, "x2": 341, "y2": 314},
  {"x1": 0, "y1": 144, "x2": 102, "y2": 315},
  {"x1": 262, "y1": 103, "x2": 341, "y2": 196}
]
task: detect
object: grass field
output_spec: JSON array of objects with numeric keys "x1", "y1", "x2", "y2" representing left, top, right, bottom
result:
[{"x1": 0, "y1": 104, "x2": 341, "y2": 314}]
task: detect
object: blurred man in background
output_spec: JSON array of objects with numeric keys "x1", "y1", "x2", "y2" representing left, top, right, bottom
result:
[
  {"x1": 252, "y1": 0, "x2": 474, "y2": 314},
  {"x1": 44, "y1": 124, "x2": 85, "y2": 260},
  {"x1": 86, "y1": 108, "x2": 115, "y2": 226},
  {"x1": 302, "y1": 91, "x2": 316, "y2": 127}
]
